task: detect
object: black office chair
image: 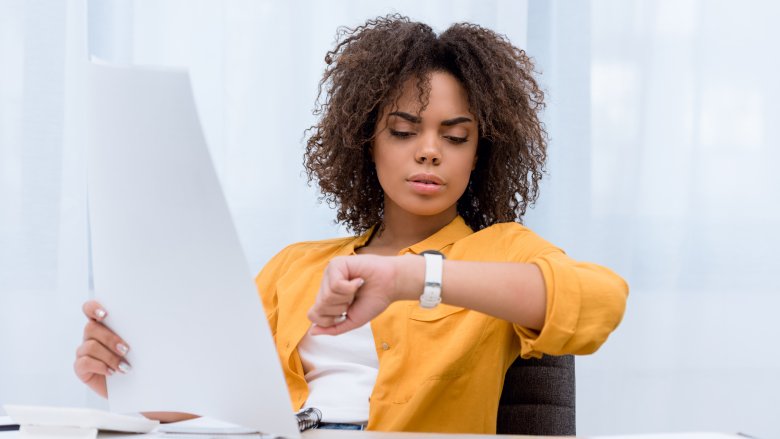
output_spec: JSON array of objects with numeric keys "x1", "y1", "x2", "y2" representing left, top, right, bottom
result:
[{"x1": 497, "y1": 354, "x2": 576, "y2": 435}]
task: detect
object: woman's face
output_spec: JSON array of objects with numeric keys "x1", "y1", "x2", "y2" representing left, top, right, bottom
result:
[{"x1": 372, "y1": 71, "x2": 478, "y2": 220}]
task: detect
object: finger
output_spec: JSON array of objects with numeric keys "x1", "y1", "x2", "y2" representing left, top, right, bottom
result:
[
  {"x1": 324, "y1": 277, "x2": 360, "y2": 300},
  {"x1": 83, "y1": 300, "x2": 108, "y2": 322},
  {"x1": 82, "y1": 320, "x2": 130, "y2": 357},
  {"x1": 307, "y1": 310, "x2": 346, "y2": 328},
  {"x1": 308, "y1": 277, "x2": 365, "y2": 325},
  {"x1": 309, "y1": 317, "x2": 360, "y2": 336},
  {"x1": 325, "y1": 274, "x2": 364, "y2": 295},
  {"x1": 308, "y1": 297, "x2": 352, "y2": 322},
  {"x1": 311, "y1": 302, "x2": 350, "y2": 317},
  {"x1": 74, "y1": 355, "x2": 115, "y2": 382},
  {"x1": 320, "y1": 277, "x2": 365, "y2": 306},
  {"x1": 333, "y1": 312, "x2": 348, "y2": 324},
  {"x1": 76, "y1": 339, "x2": 131, "y2": 374}
]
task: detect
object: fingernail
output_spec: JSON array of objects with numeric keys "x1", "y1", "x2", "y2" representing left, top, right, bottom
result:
[
  {"x1": 116, "y1": 343, "x2": 129, "y2": 356},
  {"x1": 117, "y1": 362, "x2": 131, "y2": 374},
  {"x1": 95, "y1": 309, "x2": 107, "y2": 320},
  {"x1": 107, "y1": 368, "x2": 115, "y2": 376},
  {"x1": 358, "y1": 278, "x2": 365, "y2": 287}
]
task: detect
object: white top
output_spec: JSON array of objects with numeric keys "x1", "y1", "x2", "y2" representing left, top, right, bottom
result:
[{"x1": 297, "y1": 322, "x2": 379, "y2": 423}]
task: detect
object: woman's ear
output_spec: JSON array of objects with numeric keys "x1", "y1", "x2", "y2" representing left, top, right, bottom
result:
[{"x1": 471, "y1": 153, "x2": 478, "y2": 170}]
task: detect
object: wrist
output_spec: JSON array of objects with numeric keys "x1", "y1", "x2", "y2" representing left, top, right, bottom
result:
[{"x1": 393, "y1": 254, "x2": 426, "y2": 301}]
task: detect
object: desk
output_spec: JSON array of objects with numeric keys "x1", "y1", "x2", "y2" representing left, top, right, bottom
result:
[
  {"x1": 301, "y1": 432, "x2": 744, "y2": 439},
  {"x1": 0, "y1": 430, "x2": 748, "y2": 439}
]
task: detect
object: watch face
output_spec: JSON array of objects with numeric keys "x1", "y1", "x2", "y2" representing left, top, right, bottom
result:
[{"x1": 420, "y1": 249, "x2": 446, "y2": 259}]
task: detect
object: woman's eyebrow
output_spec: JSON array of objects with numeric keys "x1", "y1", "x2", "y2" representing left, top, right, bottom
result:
[
  {"x1": 441, "y1": 116, "x2": 472, "y2": 126},
  {"x1": 388, "y1": 112, "x2": 473, "y2": 127},
  {"x1": 388, "y1": 111, "x2": 421, "y2": 123}
]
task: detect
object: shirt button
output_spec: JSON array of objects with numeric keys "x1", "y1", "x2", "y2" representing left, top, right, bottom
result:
[{"x1": 381, "y1": 342, "x2": 390, "y2": 350}]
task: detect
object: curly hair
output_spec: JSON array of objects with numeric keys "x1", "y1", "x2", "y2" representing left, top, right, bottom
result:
[{"x1": 304, "y1": 14, "x2": 547, "y2": 234}]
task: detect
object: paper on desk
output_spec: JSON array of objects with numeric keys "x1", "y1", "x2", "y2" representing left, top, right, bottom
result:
[
  {"x1": 157, "y1": 416, "x2": 271, "y2": 435},
  {"x1": 85, "y1": 61, "x2": 299, "y2": 439}
]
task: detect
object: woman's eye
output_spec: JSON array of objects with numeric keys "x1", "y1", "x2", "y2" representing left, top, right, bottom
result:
[
  {"x1": 390, "y1": 129, "x2": 415, "y2": 138},
  {"x1": 445, "y1": 136, "x2": 469, "y2": 144}
]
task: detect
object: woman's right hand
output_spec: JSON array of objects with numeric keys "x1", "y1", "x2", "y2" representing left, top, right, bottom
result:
[{"x1": 74, "y1": 300, "x2": 131, "y2": 398}]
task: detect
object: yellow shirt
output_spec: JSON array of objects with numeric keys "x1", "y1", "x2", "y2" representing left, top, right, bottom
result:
[{"x1": 255, "y1": 216, "x2": 628, "y2": 433}]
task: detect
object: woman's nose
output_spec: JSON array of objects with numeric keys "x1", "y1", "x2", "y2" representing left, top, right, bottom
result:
[{"x1": 414, "y1": 134, "x2": 442, "y2": 165}]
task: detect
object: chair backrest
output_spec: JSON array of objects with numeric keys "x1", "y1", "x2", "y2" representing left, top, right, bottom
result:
[{"x1": 497, "y1": 354, "x2": 576, "y2": 435}]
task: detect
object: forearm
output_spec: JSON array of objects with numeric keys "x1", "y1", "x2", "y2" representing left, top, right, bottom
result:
[
  {"x1": 393, "y1": 254, "x2": 547, "y2": 330},
  {"x1": 142, "y1": 412, "x2": 199, "y2": 423}
]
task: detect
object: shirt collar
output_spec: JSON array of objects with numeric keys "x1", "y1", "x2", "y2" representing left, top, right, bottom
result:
[
  {"x1": 352, "y1": 215, "x2": 474, "y2": 255},
  {"x1": 352, "y1": 225, "x2": 377, "y2": 251},
  {"x1": 407, "y1": 215, "x2": 473, "y2": 254}
]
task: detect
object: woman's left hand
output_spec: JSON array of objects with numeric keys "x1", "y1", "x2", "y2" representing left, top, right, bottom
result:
[{"x1": 307, "y1": 254, "x2": 422, "y2": 335}]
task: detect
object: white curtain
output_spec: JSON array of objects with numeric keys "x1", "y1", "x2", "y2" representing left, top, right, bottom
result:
[
  {"x1": 526, "y1": 1, "x2": 780, "y2": 438},
  {"x1": 0, "y1": 0, "x2": 91, "y2": 410},
  {"x1": 86, "y1": 0, "x2": 529, "y2": 269},
  {"x1": 2, "y1": 1, "x2": 778, "y2": 438},
  {"x1": 0, "y1": 0, "x2": 528, "y2": 416}
]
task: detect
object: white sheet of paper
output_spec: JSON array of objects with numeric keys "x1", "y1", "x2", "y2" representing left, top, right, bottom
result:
[
  {"x1": 85, "y1": 61, "x2": 299, "y2": 439},
  {"x1": 156, "y1": 416, "x2": 270, "y2": 435}
]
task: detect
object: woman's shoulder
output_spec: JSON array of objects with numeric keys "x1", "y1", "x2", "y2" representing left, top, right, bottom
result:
[
  {"x1": 474, "y1": 221, "x2": 549, "y2": 244},
  {"x1": 263, "y1": 235, "x2": 359, "y2": 268},
  {"x1": 276, "y1": 235, "x2": 359, "y2": 255},
  {"x1": 256, "y1": 235, "x2": 360, "y2": 286},
  {"x1": 451, "y1": 220, "x2": 562, "y2": 260},
  {"x1": 482, "y1": 220, "x2": 532, "y2": 233}
]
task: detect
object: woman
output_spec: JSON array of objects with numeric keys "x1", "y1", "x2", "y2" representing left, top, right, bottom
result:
[{"x1": 75, "y1": 15, "x2": 628, "y2": 433}]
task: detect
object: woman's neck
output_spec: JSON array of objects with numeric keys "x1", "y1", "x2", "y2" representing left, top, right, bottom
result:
[{"x1": 363, "y1": 201, "x2": 457, "y2": 255}]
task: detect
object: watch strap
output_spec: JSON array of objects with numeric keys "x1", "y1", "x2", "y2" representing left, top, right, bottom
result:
[{"x1": 420, "y1": 252, "x2": 443, "y2": 308}]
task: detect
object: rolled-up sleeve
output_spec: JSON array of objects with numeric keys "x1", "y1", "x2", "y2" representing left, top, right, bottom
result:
[{"x1": 515, "y1": 248, "x2": 629, "y2": 358}]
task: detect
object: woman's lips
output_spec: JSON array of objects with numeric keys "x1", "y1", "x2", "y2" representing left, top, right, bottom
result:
[
  {"x1": 408, "y1": 173, "x2": 444, "y2": 185},
  {"x1": 409, "y1": 181, "x2": 443, "y2": 194},
  {"x1": 406, "y1": 175, "x2": 444, "y2": 194}
]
